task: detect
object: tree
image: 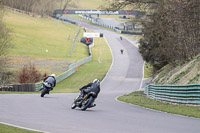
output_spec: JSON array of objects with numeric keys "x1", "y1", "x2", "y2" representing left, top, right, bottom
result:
[
  {"x1": 2, "y1": 0, "x2": 79, "y2": 17},
  {"x1": 0, "y1": 3, "x2": 13, "y2": 85},
  {"x1": 0, "y1": 5, "x2": 12, "y2": 69},
  {"x1": 108, "y1": 0, "x2": 200, "y2": 70}
]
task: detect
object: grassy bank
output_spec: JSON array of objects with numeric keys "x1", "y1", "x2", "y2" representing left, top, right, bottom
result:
[
  {"x1": 53, "y1": 37, "x2": 112, "y2": 93},
  {"x1": 69, "y1": 0, "x2": 106, "y2": 9},
  {"x1": 1, "y1": 10, "x2": 112, "y2": 93},
  {"x1": 4, "y1": 11, "x2": 86, "y2": 60},
  {"x1": 3, "y1": 10, "x2": 88, "y2": 75},
  {"x1": 118, "y1": 91, "x2": 200, "y2": 118},
  {"x1": 144, "y1": 63, "x2": 153, "y2": 78}
]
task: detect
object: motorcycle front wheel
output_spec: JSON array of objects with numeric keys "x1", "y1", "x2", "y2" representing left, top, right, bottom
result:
[
  {"x1": 81, "y1": 96, "x2": 94, "y2": 111},
  {"x1": 71, "y1": 103, "x2": 76, "y2": 109}
]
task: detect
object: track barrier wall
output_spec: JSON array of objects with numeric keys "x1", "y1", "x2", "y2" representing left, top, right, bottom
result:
[
  {"x1": 35, "y1": 56, "x2": 92, "y2": 91},
  {"x1": 145, "y1": 84, "x2": 200, "y2": 104}
]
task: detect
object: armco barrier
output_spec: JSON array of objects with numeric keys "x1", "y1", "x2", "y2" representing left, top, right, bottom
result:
[
  {"x1": 35, "y1": 56, "x2": 92, "y2": 91},
  {"x1": 80, "y1": 15, "x2": 142, "y2": 35},
  {"x1": 0, "y1": 84, "x2": 35, "y2": 92},
  {"x1": 145, "y1": 84, "x2": 200, "y2": 104}
]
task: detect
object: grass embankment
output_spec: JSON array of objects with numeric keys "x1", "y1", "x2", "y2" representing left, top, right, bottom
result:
[
  {"x1": 0, "y1": 123, "x2": 40, "y2": 133},
  {"x1": 53, "y1": 37, "x2": 112, "y2": 93},
  {"x1": 144, "y1": 63, "x2": 153, "y2": 78},
  {"x1": 153, "y1": 55, "x2": 200, "y2": 84},
  {"x1": 118, "y1": 91, "x2": 200, "y2": 118},
  {"x1": 2, "y1": 10, "x2": 112, "y2": 93},
  {"x1": 5, "y1": 11, "x2": 86, "y2": 60},
  {"x1": 4, "y1": 11, "x2": 87, "y2": 75},
  {"x1": 68, "y1": 0, "x2": 106, "y2": 10}
]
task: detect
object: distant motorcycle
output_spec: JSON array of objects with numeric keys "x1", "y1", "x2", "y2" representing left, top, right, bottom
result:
[
  {"x1": 71, "y1": 91, "x2": 96, "y2": 111},
  {"x1": 40, "y1": 82, "x2": 52, "y2": 97}
]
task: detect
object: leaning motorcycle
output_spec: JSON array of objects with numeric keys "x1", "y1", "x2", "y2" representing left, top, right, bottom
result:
[
  {"x1": 40, "y1": 82, "x2": 52, "y2": 97},
  {"x1": 71, "y1": 91, "x2": 96, "y2": 111}
]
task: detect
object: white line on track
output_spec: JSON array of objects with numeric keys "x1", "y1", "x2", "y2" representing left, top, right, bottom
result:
[{"x1": 100, "y1": 36, "x2": 114, "y2": 84}]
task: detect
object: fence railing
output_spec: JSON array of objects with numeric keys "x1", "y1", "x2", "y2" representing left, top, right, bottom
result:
[
  {"x1": 35, "y1": 56, "x2": 92, "y2": 91},
  {"x1": 144, "y1": 84, "x2": 200, "y2": 104},
  {"x1": 0, "y1": 84, "x2": 35, "y2": 92},
  {"x1": 79, "y1": 15, "x2": 142, "y2": 35}
]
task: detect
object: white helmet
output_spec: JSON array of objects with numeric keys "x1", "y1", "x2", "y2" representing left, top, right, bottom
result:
[
  {"x1": 51, "y1": 74, "x2": 56, "y2": 78},
  {"x1": 93, "y1": 79, "x2": 100, "y2": 84}
]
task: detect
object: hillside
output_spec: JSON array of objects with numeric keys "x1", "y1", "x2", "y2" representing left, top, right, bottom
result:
[
  {"x1": 151, "y1": 55, "x2": 200, "y2": 85},
  {"x1": 61, "y1": 0, "x2": 107, "y2": 10},
  {"x1": 2, "y1": 9, "x2": 112, "y2": 88},
  {"x1": 3, "y1": 10, "x2": 87, "y2": 76}
]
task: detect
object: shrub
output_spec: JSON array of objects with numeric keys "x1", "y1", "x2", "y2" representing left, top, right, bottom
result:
[{"x1": 18, "y1": 64, "x2": 41, "y2": 83}]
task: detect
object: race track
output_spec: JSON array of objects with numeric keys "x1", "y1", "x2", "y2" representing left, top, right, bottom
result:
[{"x1": 0, "y1": 17, "x2": 200, "y2": 133}]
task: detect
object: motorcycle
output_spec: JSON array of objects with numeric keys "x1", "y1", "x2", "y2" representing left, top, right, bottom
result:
[
  {"x1": 40, "y1": 82, "x2": 52, "y2": 97},
  {"x1": 71, "y1": 91, "x2": 96, "y2": 111}
]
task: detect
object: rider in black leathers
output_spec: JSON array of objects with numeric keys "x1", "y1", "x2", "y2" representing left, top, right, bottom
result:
[{"x1": 79, "y1": 79, "x2": 100, "y2": 106}]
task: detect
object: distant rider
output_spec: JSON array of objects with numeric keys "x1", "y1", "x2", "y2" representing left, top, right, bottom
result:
[
  {"x1": 43, "y1": 74, "x2": 56, "y2": 92},
  {"x1": 79, "y1": 79, "x2": 101, "y2": 106},
  {"x1": 120, "y1": 49, "x2": 124, "y2": 54}
]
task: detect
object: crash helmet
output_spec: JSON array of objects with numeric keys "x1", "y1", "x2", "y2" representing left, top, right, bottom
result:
[
  {"x1": 51, "y1": 74, "x2": 56, "y2": 78},
  {"x1": 93, "y1": 79, "x2": 100, "y2": 85}
]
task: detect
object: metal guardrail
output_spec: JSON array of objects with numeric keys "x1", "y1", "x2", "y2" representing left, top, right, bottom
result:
[
  {"x1": 144, "y1": 84, "x2": 200, "y2": 104},
  {"x1": 0, "y1": 84, "x2": 35, "y2": 92},
  {"x1": 35, "y1": 56, "x2": 92, "y2": 91},
  {"x1": 79, "y1": 15, "x2": 142, "y2": 35}
]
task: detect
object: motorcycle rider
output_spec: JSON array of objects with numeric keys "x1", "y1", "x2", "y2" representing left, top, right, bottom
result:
[
  {"x1": 79, "y1": 79, "x2": 101, "y2": 107},
  {"x1": 42, "y1": 74, "x2": 56, "y2": 93}
]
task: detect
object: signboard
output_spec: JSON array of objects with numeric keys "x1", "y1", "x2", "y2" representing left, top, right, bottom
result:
[
  {"x1": 54, "y1": 10, "x2": 145, "y2": 15},
  {"x1": 83, "y1": 32, "x2": 101, "y2": 38}
]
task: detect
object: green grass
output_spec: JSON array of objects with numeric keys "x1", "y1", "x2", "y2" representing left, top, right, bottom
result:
[
  {"x1": 0, "y1": 123, "x2": 40, "y2": 133},
  {"x1": 53, "y1": 37, "x2": 112, "y2": 93},
  {"x1": 73, "y1": 0, "x2": 106, "y2": 9},
  {"x1": 144, "y1": 62, "x2": 153, "y2": 78},
  {"x1": 4, "y1": 11, "x2": 87, "y2": 60},
  {"x1": 118, "y1": 91, "x2": 200, "y2": 118},
  {"x1": 1, "y1": 10, "x2": 112, "y2": 94},
  {"x1": 0, "y1": 36, "x2": 112, "y2": 94}
]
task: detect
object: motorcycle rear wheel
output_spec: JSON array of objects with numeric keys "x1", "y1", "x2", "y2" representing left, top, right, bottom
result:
[
  {"x1": 41, "y1": 88, "x2": 47, "y2": 97},
  {"x1": 81, "y1": 96, "x2": 94, "y2": 111}
]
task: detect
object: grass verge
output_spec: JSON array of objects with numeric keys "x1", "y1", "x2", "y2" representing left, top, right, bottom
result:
[
  {"x1": 4, "y1": 11, "x2": 87, "y2": 60},
  {"x1": 53, "y1": 37, "x2": 112, "y2": 93},
  {"x1": 0, "y1": 36, "x2": 112, "y2": 94},
  {"x1": 0, "y1": 123, "x2": 40, "y2": 133},
  {"x1": 144, "y1": 62, "x2": 153, "y2": 78},
  {"x1": 118, "y1": 91, "x2": 200, "y2": 118}
]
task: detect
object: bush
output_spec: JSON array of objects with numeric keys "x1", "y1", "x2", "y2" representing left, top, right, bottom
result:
[
  {"x1": 0, "y1": 71, "x2": 13, "y2": 85},
  {"x1": 18, "y1": 64, "x2": 41, "y2": 83}
]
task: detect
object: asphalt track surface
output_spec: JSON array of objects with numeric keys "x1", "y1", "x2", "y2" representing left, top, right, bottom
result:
[{"x1": 1, "y1": 17, "x2": 200, "y2": 133}]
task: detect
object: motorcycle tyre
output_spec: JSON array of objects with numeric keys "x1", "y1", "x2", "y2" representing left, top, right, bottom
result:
[
  {"x1": 71, "y1": 103, "x2": 76, "y2": 109},
  {"x1": 41, "y1": 88, "x2": 47, "y2": 97},
  {"x1": 81, "y1": 96, "x2": 94, "y2": 111}
]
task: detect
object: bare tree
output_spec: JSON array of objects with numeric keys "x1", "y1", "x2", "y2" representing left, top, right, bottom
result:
[
  {"x1": 2, "y1": 0, "x2": 79, "y2": 16},
  {"x1": 0, "y1": 6, "x2": 12, "y2": 67},
  {"x1": 0, "y1": 3, "x2": 13, "y2": 84}
]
